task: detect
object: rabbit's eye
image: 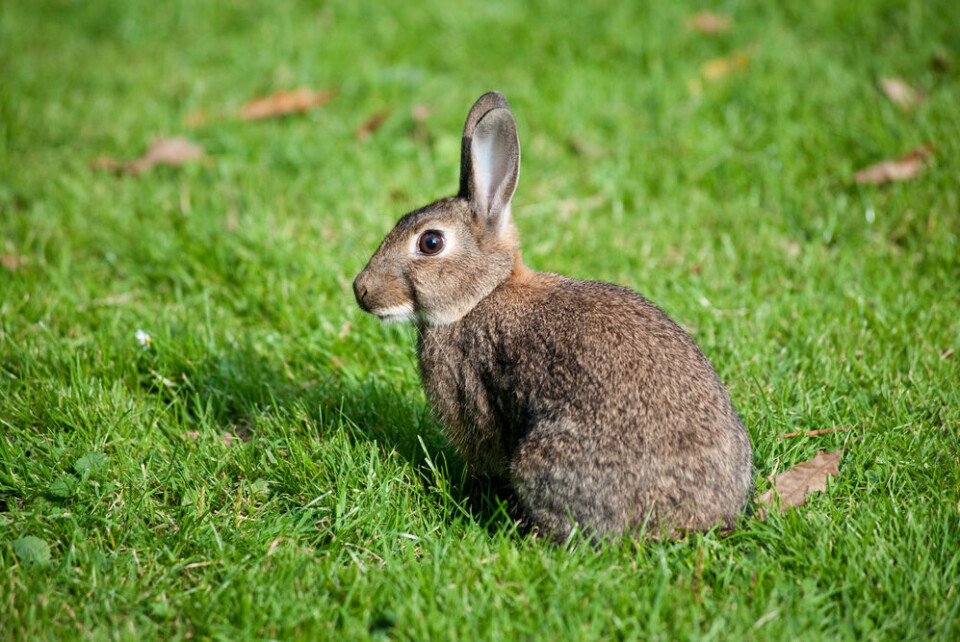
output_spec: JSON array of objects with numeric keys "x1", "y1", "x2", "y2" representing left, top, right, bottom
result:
[{"x1": 418, "y1": 231, "x2": 445, "y2": 255}]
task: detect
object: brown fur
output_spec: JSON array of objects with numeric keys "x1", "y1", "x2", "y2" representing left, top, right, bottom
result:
[{"x1": 354, "y1": 92, "x2": 753, "y2": 541}]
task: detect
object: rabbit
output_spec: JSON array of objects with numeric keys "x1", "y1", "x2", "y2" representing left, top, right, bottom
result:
[{"x1": 353, "y1": 91, "x2": 754, "y2": 541}]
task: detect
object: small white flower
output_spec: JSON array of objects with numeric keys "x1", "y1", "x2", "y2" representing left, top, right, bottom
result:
[{"x1": 135, "y1": 329, "x2": 152, "y2": 350}]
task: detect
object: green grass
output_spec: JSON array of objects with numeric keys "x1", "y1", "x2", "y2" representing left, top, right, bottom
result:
[{"x1": 2, "y1": 0, "x2": 959, "y2": 638}]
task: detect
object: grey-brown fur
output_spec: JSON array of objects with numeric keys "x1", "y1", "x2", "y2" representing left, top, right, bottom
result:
[{"x1": 354, "y1": 92, "x2": 753, "y2": 541}]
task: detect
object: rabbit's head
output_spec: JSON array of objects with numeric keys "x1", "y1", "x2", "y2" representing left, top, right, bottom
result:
[{"x1": 354, "y1": 92, "x2": 522, "y2": 326}]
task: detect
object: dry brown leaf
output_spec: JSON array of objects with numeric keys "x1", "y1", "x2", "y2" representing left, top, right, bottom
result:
[
  {"x1": 411, "y1": 104, "x2": 433, "y2": 122},
  {"x1": 779, "y1": 426, "x2": 860, "y2": 439},
  {"x1": 941, "y1": 348, "x2": 955, "y2": 360},
  {"x1": 854, "y1": 144, "x2": 933, "y2": 185},
  {"x1": 879, "y1": 78, "x2": 926, "y2": 110},
  {"x1": 185, "y1": 431, "x2": 200, "y2": 440},
  {"x1": 1, "y1": 254, "x2": 24, "y2": 271},
  {"x1": 702, "y1": 51, "x2": 750, "y2": 80},
  {"x1": 687, "y1": 11, "x2": 733, "y2": 34},
  {"x1": 92, "y1": 137, "x2": 205, "y2": 175},
  {"x1": 759, "y1": 450, "x2": 841, "y2": 512},
  {"x1": 356, "y1": 109, "x2": 391, "y2": 141},
  {"x1": 240, "y1": 88, "x2": 335, "y2": 121}
]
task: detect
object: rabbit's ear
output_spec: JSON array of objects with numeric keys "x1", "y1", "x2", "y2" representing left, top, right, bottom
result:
[
  {"x1": 459, "y1": 93, "x2": 520, "y2": 228},
  {"x1": 459, "y1": 92, "x2": 510, "y2": 195}
]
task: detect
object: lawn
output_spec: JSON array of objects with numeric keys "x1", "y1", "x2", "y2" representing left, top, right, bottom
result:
[{"x1": 2, "y1": 0, "x2": 959, "y2": 639}]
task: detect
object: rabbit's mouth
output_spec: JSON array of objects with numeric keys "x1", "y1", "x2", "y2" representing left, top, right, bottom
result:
[{"x1": 373, "y1": 302, "x2": 416, "y2": 324}]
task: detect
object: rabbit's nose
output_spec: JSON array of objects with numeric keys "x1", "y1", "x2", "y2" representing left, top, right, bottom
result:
[{"x1": 353, "y1": 272, "x2": 370, "y2": 306}]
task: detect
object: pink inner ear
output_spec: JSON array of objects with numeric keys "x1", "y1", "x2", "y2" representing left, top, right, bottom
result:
[
  {"x1": 470, "y1": 111, "x2": 518, "y2": 220},
  {"x1": 472, "y1": 133, "x2": 500, "y2": 214}
]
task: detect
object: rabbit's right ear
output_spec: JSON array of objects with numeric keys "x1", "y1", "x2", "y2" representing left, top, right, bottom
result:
[{"x1": 459, "y1": 92, "x2": 520, "y2": 230}]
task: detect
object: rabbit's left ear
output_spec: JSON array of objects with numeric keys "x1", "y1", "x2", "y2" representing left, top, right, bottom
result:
[{"x1": 459, "y1": 94, "x2": 520, "y2": 230}]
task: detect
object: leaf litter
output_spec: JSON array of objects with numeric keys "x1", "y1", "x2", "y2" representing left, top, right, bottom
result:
[
  {"x1": 1, "y1": 254, "x2": 25, "y2": 271},
  {"x1": 686, "y1": 11, "x2": 733, "y2": 34},
  {"x1": 240, "y1": 88, "x2": 335, "y2": 120},
  {"x1": 690, "y1": 49, "x2": 751, "y2": 94},
  {"x1": 879, "y1": 78, "x2": 926, "y2": 111},
  {"x1": 701, "y1": 50, "x2": 751, "y2": 80},
  {"x1": 779, "y1": 426, "x2": 860, "y2": 439},
  {"x1": 356, "y1": 109, "x2": 391, "y2": 141},
  {"x1": 854, "y1": 144, "x2": 933, "y2": 185},
  {"x1": 92, "y1": 137, "x2": 205, "y2": 175},
  {"x1": 759, "y1": 450, "x2": 842, "y2": 513}
]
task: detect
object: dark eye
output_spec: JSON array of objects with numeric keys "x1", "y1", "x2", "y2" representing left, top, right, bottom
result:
[{"x1": 418, "y1": 231, "x2": 445, "y2": 255}]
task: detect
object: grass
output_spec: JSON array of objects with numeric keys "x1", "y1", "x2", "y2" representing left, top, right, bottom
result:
[{"x1": 2, "y1": 0, "x2": 959, "y2": 638}]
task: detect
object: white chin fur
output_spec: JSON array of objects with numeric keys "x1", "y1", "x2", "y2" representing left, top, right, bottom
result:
[
  {"x1": 375, "y1": 303, "x2": 415, "y2": 324},
  {"x1": 374, "y1": 303, "x2": 470, "y2": 327}
]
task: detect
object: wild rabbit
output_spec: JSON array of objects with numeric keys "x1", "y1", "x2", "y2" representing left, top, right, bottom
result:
[{"x1": 354, "y1": 92, "x2": 753, "y2": 540}]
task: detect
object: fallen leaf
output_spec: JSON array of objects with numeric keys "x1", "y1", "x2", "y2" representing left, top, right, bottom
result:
[
  {"x1": 940, "y1": 348, "x2": 954, "y2": 360},
  {"x1": 1, "y1": 254, "x2": 24, "y2": 271},
  {"x1": 759, "y1": 450, "x2": 841, "y2": 512},
  {"x1": 338, "y1": 321, "x2": 352, "y2": 339},
  {"x1": 411, "y1": 104, "x2": 432, "y2": 122},
  {"x1": 701, "y1": 51, "x2": 750, "y2": 80},
  {"x1": 92, "y1": 137, "x2": 205, "y2": 175},
  {"x1": 356, "y1": 109, "x2": 391, "y2": 141},
  {"x1": 687, "y1": 11, "x2": 733, "y2": 34},
  {"x1": 240, "y1": 88, "x2": 335, "y2": 121},
  {"x1": 330, "y1": 355, "x2": 346, "y2": 369},
  {"x1": 879, "y1": 78, "x2": 926, "y2": 110},
  {"x1": 778, "y1": 426, "x2": 860, "y2": 439},
  {"x1": 185, "y1": 431, "x2": 200, "y2": 440},
  {"x1": 854, "y1": 144, "x2": 933, "y2": 185},
  {"x1": 221, "y1": 431, "x2": 237, "y2": 447}
]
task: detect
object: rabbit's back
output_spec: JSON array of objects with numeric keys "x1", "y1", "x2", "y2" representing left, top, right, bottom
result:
[{"x1": 418, "y1": 271, "x2": 753, "y2": 538}]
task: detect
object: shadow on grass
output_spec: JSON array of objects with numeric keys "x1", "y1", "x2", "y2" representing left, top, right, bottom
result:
[{"x1": 141, "y1": 345, "x2": 520, "y2": 536}]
